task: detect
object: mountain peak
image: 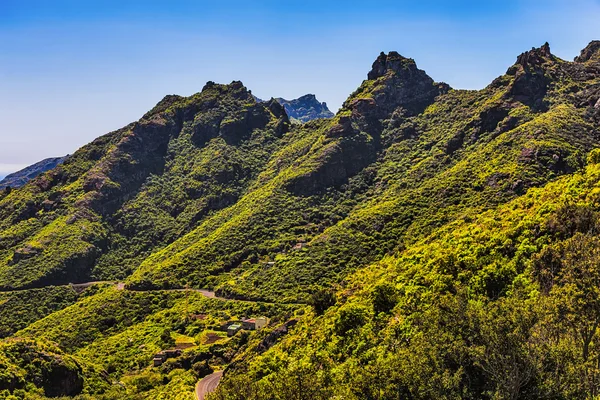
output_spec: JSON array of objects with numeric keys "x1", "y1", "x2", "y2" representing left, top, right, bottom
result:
[
  {"x1": 276, "y1": 94, "x2": 334, "y2": 123},
  {"x1": 575, "y1": 40, "x2": 600, "y2": 62},
  {"x1": 367, "y1": 51, "x2": 416, "y2": 80},
  {"x1": 350, "y1": 51, "x2": 447, "y2": 118},
  {"x1": 0, "y1": 156, "x2": 69, "y2": 189},
  {"x1": 514, "y1": 42, "x2": 553, "y2": 70},
  {"x1": 296, "y1": 94, "x2": 317, "y2": 101}
]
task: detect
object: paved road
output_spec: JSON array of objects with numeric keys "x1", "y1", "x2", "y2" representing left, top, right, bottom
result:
[{"x1": 195, "y1": 371, "x2": 223, "y2": 400}]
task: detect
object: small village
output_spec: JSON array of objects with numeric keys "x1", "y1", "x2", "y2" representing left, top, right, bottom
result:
[{"x1": 152, "y1": 316, "x2": 268, "y2": 367}]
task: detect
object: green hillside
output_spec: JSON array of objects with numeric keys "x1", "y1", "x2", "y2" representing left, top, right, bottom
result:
[{"x1": 1, "y1": 41, "x2": 600, "y2": 399}]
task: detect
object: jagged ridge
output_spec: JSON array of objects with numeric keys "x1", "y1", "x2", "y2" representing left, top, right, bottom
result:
[{"x1": 1, "y1": 41, "x2": 600, "y2": 399}]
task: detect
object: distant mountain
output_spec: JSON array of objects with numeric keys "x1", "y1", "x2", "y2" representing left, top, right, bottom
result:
[
  {"x1": 4, "y1": 41, "x2": 600, "y2": 399},
  {"x1": 255, "y1": 94, "x2": 334, "y2": 122},
  {"x1": 275, "y1": 94, "x2": 334, "y2": 123},
  {"x1": 0, "y1": 156, "x2": 68, "y2": 189}
]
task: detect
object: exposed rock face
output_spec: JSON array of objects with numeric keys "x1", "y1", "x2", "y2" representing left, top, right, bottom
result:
[
  {"x1": 287, "y1": 51, "x2": 448, "y2": 195},
  {"x1": 507, "y1": 43, "x2": 555, "y2": 110},
  {"x1": 0, "y1": 156, "x2": 68, "y2": 189},
  {"x1": 79, "y1": 81, "x2": 289, "y2": 217},
  {"x1": 575, "y1": 40, "x2": 600, "y2": 62},
  {"x1": 0, "y1": 80, "x2": 292, "y2": 290},
  {"x1": 275, "y1": 94, "x2": 334, "y2": 123},
  {"x1": 363, "y1": 51, "x2": 448, "y2": 117},
  {"x1": 41, "y1": 359, "x2": 84, "y2": 397}
]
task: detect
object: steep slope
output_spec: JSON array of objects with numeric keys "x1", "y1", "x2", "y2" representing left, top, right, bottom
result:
[
  {"x1": 213, "y1": 150, "x2": 600, "y2": 400},
  {"x1": 0, "y1": 156, "x2": 68, "y2": 189},
  {"x1": 210, "y1": 42, "x2": 600, "y2": 400},
  {"x1": 128, "y1": 45, "x2": 600, "y2": 304},
  {"x1": 0, "y1": 41, "x2": 599, "y2": 399},
  {"x1": 126, "y1": 51, "x2": 449, "y2": 295},
  {"x1": 0, "y1": 82, "x2": 290, "y2": 289},
  {"x1": 0, "y1": 338, "x2": 108, "y2": 398}
]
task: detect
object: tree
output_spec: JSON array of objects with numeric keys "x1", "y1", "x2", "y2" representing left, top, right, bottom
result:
[
  {"x1": 309, "y1": 288, "x2": 336, "y2": 316},
  {"x1": 542, "y1": 233, "x2": 600, "y2": 397},
  {"x1": 160, "y1": 329, "x2": 174, "y2": 347},
  {"x1": 335, "y1": 303, "x2": 367, "y2": 336},
  {"x1": 551, "y1": 234, "x2": 600, "y2": 362},
  {"x1": 371, "y1": 282, "x2": 398, "y2": 314}
]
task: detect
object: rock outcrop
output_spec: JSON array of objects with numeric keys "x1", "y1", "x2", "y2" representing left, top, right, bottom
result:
[
  {"x1": 286, "y1": 51, "x2": 448, "y2": 195},
  {"x1": 575, "y1": 40, "x2": 600, "y2": 63},
  {"x1": 362, "y1": 51, "x2": 449, "y2": 117},
  {"x1": 506, "y1": 43, "x2": 555, "y2": 110}
]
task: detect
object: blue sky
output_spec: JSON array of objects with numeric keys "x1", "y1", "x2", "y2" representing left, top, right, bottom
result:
[{"x1": 1, "y1": 0, "x2": 600, "y2": 177}]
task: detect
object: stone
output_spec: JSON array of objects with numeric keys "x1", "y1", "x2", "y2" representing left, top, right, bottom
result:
[{"x1": 575, "y1": 41, "x2": 600, "y2": 63}]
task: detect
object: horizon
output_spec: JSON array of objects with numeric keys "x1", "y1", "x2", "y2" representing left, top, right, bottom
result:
[{"x1": 1, "y1": 0, "x2": 600, "y2": 177}]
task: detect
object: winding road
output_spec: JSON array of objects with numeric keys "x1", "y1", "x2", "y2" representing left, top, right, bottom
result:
[
  {"x1": 195, "y1": 371, "x2": 223, "y2": 400},
  {"x1": 0, "y1": 281, "x2": 223, "y2": 299},
  {"x1": 1, "y1": 281, "x2": 294, "y2": 398}
]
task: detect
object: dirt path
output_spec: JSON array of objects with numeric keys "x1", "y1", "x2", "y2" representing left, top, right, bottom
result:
[{"x1": 195, "y1": 371, "x2": 223, "y2": 400}]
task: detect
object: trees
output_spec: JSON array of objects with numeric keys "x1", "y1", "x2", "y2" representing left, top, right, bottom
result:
[
  {"x1": 371, "y1": 282, "x2": 398, "y2": 314},
  {"x1": 542, "y1": 234, "x2": 600, "y2": 396},
  {"x1": 309, "y1": 288, "x2": 336, "y2": 316},
  {"x1": 335, "y1": 304, "x2": 368, "y2": 336},
  {"x1": 160, "y1": 329, "x2": 175, "y2": 348}
]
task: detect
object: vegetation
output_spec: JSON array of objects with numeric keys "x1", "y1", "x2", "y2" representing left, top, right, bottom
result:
[
  {"x1": 1, "y1": 41, "x2": 600, "y2": 398},
  {"x1": 0, "y1": 286, "x2": 78, "y2": 338}
]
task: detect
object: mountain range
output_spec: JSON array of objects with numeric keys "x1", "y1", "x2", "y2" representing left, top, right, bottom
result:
[
  {"x1": 1, "y1": 41, "x2": 600, "y2": 399},
  {"x1": 0, "y1": 95, "x2": 332, "y2": 190}
]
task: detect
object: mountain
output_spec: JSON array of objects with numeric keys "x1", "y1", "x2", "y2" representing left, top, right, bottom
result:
[
  {"x1": 254, "y1": 94, "x2": 334, "y2": 122},
  {"x1": 275, "y1": 94, "x2": 334, "y2": 123},
  {"x1": 0, "y1": 156, "x2": 68, "y2": 189},
  {"x1": 1, "y1": 41, "x2": 600, "y2": 399}
]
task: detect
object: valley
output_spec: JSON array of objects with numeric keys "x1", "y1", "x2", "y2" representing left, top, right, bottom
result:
[{"x1": 1, "y1": 40, "x2": 600, "y2": 399}]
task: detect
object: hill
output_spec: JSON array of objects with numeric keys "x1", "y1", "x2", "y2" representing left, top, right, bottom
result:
[
  {"x1": 0, "y1": 41, "x2": 600, "y2": 399},
  {"x1": 0, "y1": 156, "x2": 68, "y2": 189}
]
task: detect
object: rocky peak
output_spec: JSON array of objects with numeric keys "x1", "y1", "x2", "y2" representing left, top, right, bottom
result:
[
  {"x1": 142, "y1": 95, "x2": 184, "y2": 119},
  {"x1": 275, "y1": 94, "x2": 334, "y2": 123},
  {"x1": 351, "y1": 51, "x2": 447, "y2": 119},
  {"x1": 367, "y1": 51, "x2": 417, "y2": 80},
  {"x1": 297, "y1": 94, "x2": 317, "y2": 101},
  {"x1": 575, "y1": 41, "x2": 600, "y2": 63},
  {"x1": 0, "y1": 156, "x2": 69, "y2": 189},
  {"x1": 506, "y1": 43, "x2": 556, "y2": 110},
  {"x1": 201, "y1": 80, "x2": 253, "y2": 101},
  {"x1": 513, "y1": 42, "x2": 553, "y2": 71}
]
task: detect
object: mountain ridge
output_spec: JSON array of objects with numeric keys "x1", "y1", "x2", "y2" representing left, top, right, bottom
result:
[
  {"x1": 1, "y1": 41, "x2": 600, "y2": 399},
  {"x1": 0, "y1": 156, "x2": 68, "y2": 189}
]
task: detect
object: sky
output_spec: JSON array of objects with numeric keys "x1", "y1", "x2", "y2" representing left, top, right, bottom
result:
[{"x1": 1, "y1": 0, "x2": 600, "y2": 178}]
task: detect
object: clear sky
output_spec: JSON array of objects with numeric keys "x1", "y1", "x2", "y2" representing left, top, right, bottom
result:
[{"x1": 1, "y1": 0, "x2": 600, "y2": 177}]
